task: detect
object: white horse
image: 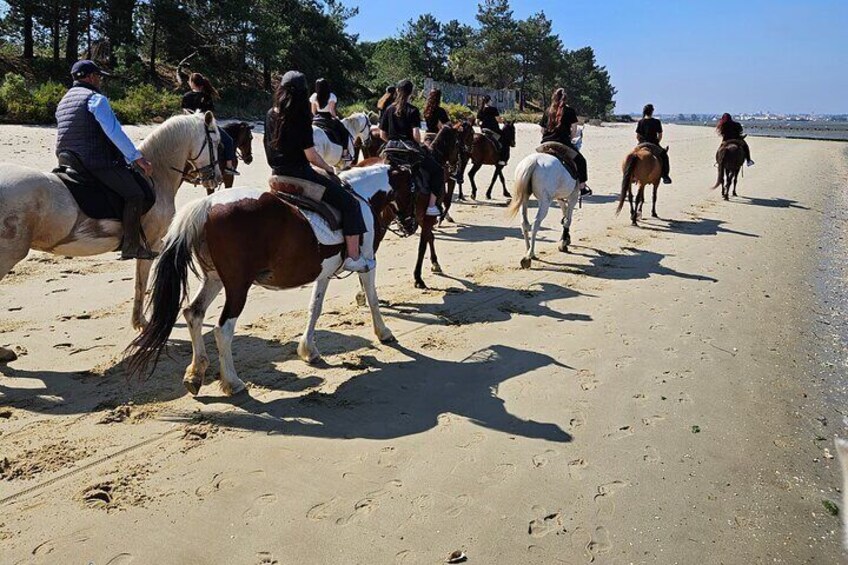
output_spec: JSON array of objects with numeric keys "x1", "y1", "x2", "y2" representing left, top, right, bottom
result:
[
  {"x1": 313, "y1": 112, "x2": 373, "y2": 171},
  {"x1": 0, "y1": 112, "x2": 221, "y2": 363},
  {"x1": 508, "y1": 152, "x2": 580, "y2": 269}
]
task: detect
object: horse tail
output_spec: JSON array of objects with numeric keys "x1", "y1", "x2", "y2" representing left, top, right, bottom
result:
[
  {"x1": 124, "y1": 197, "x2": 211, "y2": 378},
  {"x1": 507, "y1": 155, "x2": 536, "y2": 218},
  {"x1": 617, "y1": 153, "x2": 638, "y2": 215},
  {"x1": 712, "y1": 147, "x2": 726, "y2": 189}
]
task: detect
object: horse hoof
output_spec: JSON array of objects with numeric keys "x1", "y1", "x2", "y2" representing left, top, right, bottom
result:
[
  {"x1": 355, "y1": 292, "x2": 366, "y2": 307},
  {"x1": 414, "y1": 280, "x2": 428, "y2": 290},
  {"x1": 431, "y1": 263, "x2": 443, "y2": 274},
  {"x1": 485, "y1": 193, "x2": 492, "y2": 200},
  {"x1": 183, "y1": 378, "x2": 202, "y2": 396},
  {"x1": 558, "y1": 241, "x2": 569, "y2": 253},
  {"x1": 0, "y1": 347, "x2": 18, "y2": 363},
  {"x1": 379, "y1": 332, "x2": 397, "y2": 344},
  {"x1": 520, "y1": 257, "x2": 532, "y2": 269},
  {"x1": 446, "y1": 214, "x2": 455, "y2": 223},
  {"x1": 132, "y1": 316, "x2": 149, "y2": 332},
  {"x1": 221, "y1": 378, "x2": 246, "y2": 396}
]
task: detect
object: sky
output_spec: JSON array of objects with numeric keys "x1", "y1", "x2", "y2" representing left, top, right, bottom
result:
[{"x1": 345, "y1": 0, "x2": 848, "y2": 114}]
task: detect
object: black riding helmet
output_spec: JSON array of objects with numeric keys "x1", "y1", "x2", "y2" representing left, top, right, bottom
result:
[
  {"x1": 396, "y1": 79, "x2": 414, "y2": 96},
  {"x1": 281, "y1": 70, "x2": 308, "y2": 92}
]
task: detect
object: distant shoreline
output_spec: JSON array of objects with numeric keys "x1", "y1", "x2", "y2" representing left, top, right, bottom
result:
[{"x1": 671, "y1": 121, "x2": 848, "y2": 143}]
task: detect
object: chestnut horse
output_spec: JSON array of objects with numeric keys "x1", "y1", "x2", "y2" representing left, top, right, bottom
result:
[
  {"x1": 219, "y1": 121, "x2": 255, "y2": 191},
  {"x1": 617, "y1": 145, "x2": 669, "y2": 226},
  {"x1": 126, "y1": 164, "x2": 405, "y2": 396},
  {"x1": 712, "y1": 141, "x2": 745, "y2": 200},
  {"x1": 468, "y1": 122, "x2": 516, "y2": 200}
]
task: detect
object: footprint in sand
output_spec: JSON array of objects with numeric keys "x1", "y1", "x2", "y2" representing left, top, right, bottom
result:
[
  {"x1": 569, "y1": 410, "x2": 586, "y2": 430},
  {"x1": 256, "y1": 551, "x2": 279, "y2": 564},
  {"x1": 604, "y1": 425, "x2": 634, "y2": 441},
  {"x1": 641, "y1": 414, "x2": 666, "y2": 427},
  {"x1": 528, "y1": 506, "x2": 565, "y2": 538},
  {"x1": 445, "y1": 494, "x2": 471, "y2": 517},
  {"x1": 532, "y1": 449, "x2": 557, "y2": 468},
  {"x1": 412, "y1": 493, "x2": 435, "y2": 512},
  {"x1": 195, "y1": 473, "x2": 237, "y2": 498},
  {"x1": 577, "y1": 369, "x2": 599, "y2": 391},
  {"x1": 642, "y1": 445, "x2": 660, "y2": 464},
  {"x1": 105, "y1": 554, "x2": 134, "y2": 565},
  {"x1": 395, "y1": 550, "x2": 415, "y2": 564},
  {"x1": 456, "y1": 431, "x2": 485, "y2": 449},
  {"x1": 306, "y1": 497, "x2": 343, "y2": 521},
  {"x1": 336, "y1": 497, "x2": 378, "y2": 526},
  {"x1": 479, "y1": 463, "x2": 515, "y2": 484},
  {"x1": 568, "y1": 458, "x2": 588, "y2": 480},
  {"x1": 242, "y1": 493, "x2": 278, "y2": 521},
  {"x1": 594, "y1": 481, "x2": 628, "y2": 519},
  {"x1": 32, "y1": 529, "x2": 92, "y2": 556},
  {"x1": 571, "y1": 526, "x2": 612, "y2": 563},
  {"x1": 614, "y1": 356, "x2": 634, "y2": 369}
]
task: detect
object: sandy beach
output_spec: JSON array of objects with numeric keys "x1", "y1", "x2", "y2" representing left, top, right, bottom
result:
[{"x1": 1, "y1": 122, "x2": 845, "y2": 564}]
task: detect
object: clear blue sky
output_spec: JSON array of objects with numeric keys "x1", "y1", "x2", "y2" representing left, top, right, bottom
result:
[{"x1": 346, "y1": 0, "x2": 848, "y2": 114}]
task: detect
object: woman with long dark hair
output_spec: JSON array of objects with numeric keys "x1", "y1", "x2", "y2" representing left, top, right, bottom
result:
[
  {"x1": 376, "y1": 86, "x2": 396, "y2": 121},
  {"x1": 181, "y1": 72, "x2": 238, "y2": 176},
  {"x1": 423, "y1": 89, "x2": 449, "y2": 135},
  {"x1": 378, "y1": 79, "x2": 443, "y2": 216},
  {"x1": 264, "y1": 71, "x2": 372, "y2": 273},
  {"x1": 541, "y1": 88, "x2": 590, "y2": 195},
  {"x1": 716, "y1": 113, "x2": 754, "y2": 166},
  {"x1": 310, "y1": 78, "x2": 352, "y2": 162}
]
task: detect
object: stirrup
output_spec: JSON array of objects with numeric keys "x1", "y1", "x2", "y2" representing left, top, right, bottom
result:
[{"x1": 224, "y1": 167, "x2": 240, "y2": 176}]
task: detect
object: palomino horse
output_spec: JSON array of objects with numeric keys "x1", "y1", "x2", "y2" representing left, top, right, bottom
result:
[
  {"x1": 617, "y1": 145, "x2": 669, "y2": 226},
  {"x1": 219, "y1": 121, "x2": 255, "y2": 191},
  {"x1": 313, "y1": 112, "x2": 373, "y2": 171},
  {"x1": 468, "y1": 122, "x2": 516, "y2": 201},
  {"x1": 712, "y1": 141, "x2": 745, "y2": 200},
  {"x1": 0, "y1": 112, "x2": 221, "y2": 364},
  {"x1": 126, "y1": 164, "x2": 403, "y2": 395},
  {"x1": 508, "y1": 153, "x2": 580, "y2": 269},
  {"x1": 441, "y1": 120, "x2": 475, "y2": 223}
]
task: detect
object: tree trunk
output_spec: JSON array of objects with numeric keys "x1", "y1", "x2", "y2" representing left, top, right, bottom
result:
[
  {"x1": 263, "y1": 57, "x2": 272, "y2": 91},
  {"x1": 23, "y1": 1, "x2": 34, "y2": 60},
  {"x1": 149, "y1": 15, "x2": 158, "y2": 79},
  {"x1": 66, "y1": 0, "x2": 80, "y2": 63},
  {"x1": 86, "y1": 0, "x2": 93, "y2": 58},
  {"x1": 52, "y1": 20, "x2": 60, "y2": 64}
]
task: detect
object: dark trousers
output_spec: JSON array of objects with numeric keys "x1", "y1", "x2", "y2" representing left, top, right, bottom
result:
[
  {"x1": 273, "y1": 164, "x2": 366, "y2": 236},
  {"x1": 420, "y1": 152, "x2": 445, "y2": 198},
  {"x1": 316, "y1": 112, "x2": 350, "y2": 149},
  {"x1": 89, "y1": 165, "x2": 153, "y2": 208},
  {"x1": 219, "y1": 129, "x2": 236, "y2": 162}
]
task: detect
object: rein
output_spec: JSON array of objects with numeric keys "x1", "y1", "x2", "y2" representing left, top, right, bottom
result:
[{"x1": 170, "y1": 125, "x2": 219, "y2": 186}]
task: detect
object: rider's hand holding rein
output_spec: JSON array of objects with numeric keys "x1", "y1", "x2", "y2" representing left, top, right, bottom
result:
[{"x1": 135, "y1": 156, "x2": 153, "y2": 176}]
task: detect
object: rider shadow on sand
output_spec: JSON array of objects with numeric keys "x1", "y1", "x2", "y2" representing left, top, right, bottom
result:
[
  {"x1": 536, "y1": 246, "x2": 718, "y2": 284},
  {"x1": 636, "y1": 216, "x2": 759, "y2": 239},
  {"x1": 0, "y1": 331, "x2": 368, "y2": 416},
  {"x1": 193, "y1": 342, "x2": 573, "y2": 443},
  {"x1": 735, "y1": 196, "x2": 809, "y2": 210},
  {"x1": 384, "y1": 275, "x2": 595, "y2": 326}
]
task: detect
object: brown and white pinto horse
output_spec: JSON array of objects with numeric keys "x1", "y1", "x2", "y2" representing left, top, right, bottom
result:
[
  {"x1": 468, "y1": 122, "x2": 516, "y2": 201},
  {"x1": 617, "y1": 145, "x2": 669, "y2": 226},
  {"x1": 126, "y1": 165, "x2": 403, "y2": 396},
  {"x1": 219, "y1": 121, "x2": 255, "y2": 191},
  {"x1": 712, "y1": 141, "x2": 745, "y2": 200}
]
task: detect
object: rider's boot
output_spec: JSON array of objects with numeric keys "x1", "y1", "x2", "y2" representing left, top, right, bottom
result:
[
  {"x1": 120, "y1": 201, "x2": 158, "y2": 261},
  {"x1": 746, "y1": 159, "x2": 755, "y2": 167}
]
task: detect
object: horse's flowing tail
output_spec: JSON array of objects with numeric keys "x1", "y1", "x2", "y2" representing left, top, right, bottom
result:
[
  {"x1": 617, "y1": 153, "x2": 638, "y2": 215},
  {"x1": 712, "y1": 147, "x2": 726, "y2": 189},
  {"x1": 507, "y1": 155, "x2": 536, "y2": 218},
  {"x1": 124, "y1": 197, "x2": 212, "y2": 377}
]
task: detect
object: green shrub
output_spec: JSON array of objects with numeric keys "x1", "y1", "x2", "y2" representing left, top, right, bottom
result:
[
  {"x1": 337, "y1": 101, "x2": 371, "y2": 116},
  {"x1": 112, "y1": 84, "x2": 181, "y2": 124},
  {"x1": 30, "y1": 81, "x2": 65, "y2": 122},
  {"x1": 443, "y1": 102, "x2": 474, "y2": 122},
  {"x1": 502, "y1": 110, "x2": 543, "y2": 124},
  {"x1": 0, "y1": 73, "x2": 32, "y2": 117}
]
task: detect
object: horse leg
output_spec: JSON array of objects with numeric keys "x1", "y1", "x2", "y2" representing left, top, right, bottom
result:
[
  {"x1": 486, "y1": 166, "x2": 500, "y2": 200},
  {"x1": 355, "y1": 275, "x2": 367, "y2": 307},
  {"x1": 440, "y1": 177, "x2": 455, "y2": 226},
  {"x1": 429, "y1": 229, "x2": 441, "y2": 273},
  {"x1": 468, "y1": 162, "x2": 481, "y2": 199},
  {"x1": 182, "y1": 275, "x2": 223, "y2": 395},
  {"x1": 732, "y1": 171, "x2": 739, "y2": 197},
  {"x1": 414, "y1": 229, "x2": 429, "y2": 289},
  {"x1": 0, "y1": 242, "x2": 29, "y2": 362},
  {"x1": 131, "y1": 259, "x2": 154, "y2": 330},
  {"x1": 558, "y1": 189, "x2": 578, "y2": 252},
  {"x1": 214, "y1": 280, "x2": 250, "y2": 395},
  {"x1": 298, "y1": 276, "x2": 331, "y2": 364},
  {"x1": 635, "y1": 187, "x2": 645, "y2": 222},
  {"x1": 651, "y1": 184, "x2": 659, "y2": 218},
  {"x1": 522, "y1": 199, "x2": 550, "y2": 269},
  {"x1": 358, "y1": 269, "x2": 395, "y2": 344},
  {"x1": 628, "y1": 186, "x2": 637, "y2": 226},
  {"x1": 499, "y1": 168, "x2": 511, "y2": 198}
]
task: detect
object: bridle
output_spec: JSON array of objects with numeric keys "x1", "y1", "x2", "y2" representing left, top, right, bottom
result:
[
  {"x1": 171, "y1": 124, "x2": 219, "y2": 186},
  {"x1": 234, "y1": 124, "x2": 253, "y2": 164}
]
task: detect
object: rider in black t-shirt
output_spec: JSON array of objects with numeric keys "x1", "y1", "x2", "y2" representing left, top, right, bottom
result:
[
  {"x1": 379, "y1": 79, "x2": 444, "y2": 217},
  {"x1": 264, "y1": 70, "x2": 372, "y2": 273},
  {"x1": 181, "y1": 72, "x2": 238, "y2": 176},
  {"x1": 423, "y1": 89, "x2": 450, "y2": 135},
  {"x1": 716, "y1": 113, "x2": 754, "y2": 166},
  {"x1": 541, "y1": 88, "x2": 590, "y2": 196},
  {"x1": 477, "y1": 95, "x2": 507, "y2": 165},
  {"x1": 636, "y1": 104, "x2": 671, "y2": 184}
]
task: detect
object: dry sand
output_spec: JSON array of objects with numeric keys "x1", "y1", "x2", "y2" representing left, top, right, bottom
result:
[{"x1": 0, "y1": 121, "x2": 846, "y2": 564}]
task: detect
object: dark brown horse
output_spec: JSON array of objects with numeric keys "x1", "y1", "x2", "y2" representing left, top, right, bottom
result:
[
  {"x1": 712, "y1": 141, "x2": 745, "y2": 200},
  {"x1": 617, "y1": 145, "x2": 668, "y2": 226},
  {"x1": 218, "y1": 121, "x2": 255, "y2": 192},
  {"x1": 468, "y1": 121, "x2": 516, "y2": 200},
  {"x1": 125, "y1": 164, "x2": 405, "y2": 396},
  {"x1": 441, "y1": 120, "x2": 475, "y2": 222}
]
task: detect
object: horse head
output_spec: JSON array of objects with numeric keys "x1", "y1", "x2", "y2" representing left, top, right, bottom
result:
[
  {"x1": 454, "y1": 120, "x2": 475, "y2": 157},
  {"x1": 502, "y1": 121, "x2": 517, "y2": 147},
  {"x1": 182, "y1": 111, "x2": 222, "y2": 190},
  {"x1": 388, "y1": 166, "x2": 418, "y2": 236}
]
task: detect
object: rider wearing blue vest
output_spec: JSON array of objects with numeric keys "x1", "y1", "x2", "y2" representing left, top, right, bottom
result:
[{"x1": 55, "y1": 60, "x2": 157, "y2": 260}]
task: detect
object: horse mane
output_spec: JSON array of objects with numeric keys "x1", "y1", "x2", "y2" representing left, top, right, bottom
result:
[
  {"x1": 430, "y1": 125, "x2": 456, "y2": 159},
  {"x1": 139, "y1": 113, "x2": 206, "y2": 170}
]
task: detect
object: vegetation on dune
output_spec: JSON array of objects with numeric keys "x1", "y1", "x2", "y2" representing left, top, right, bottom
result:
[{"x1": 0, "y1": 0, "x2": 616, "y2": 124}]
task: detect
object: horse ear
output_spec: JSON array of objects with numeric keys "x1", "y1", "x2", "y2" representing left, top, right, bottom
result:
[{"x1": 204, "y1": 111, "x2": 215, "y2": 127}]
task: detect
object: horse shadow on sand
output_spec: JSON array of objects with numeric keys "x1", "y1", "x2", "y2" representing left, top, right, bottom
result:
[
  {"x1": 734, "y1": 196, "x2": 809, "y2": 210},
  {"x1": 383, "y1": 275, "x2": 594, "y2": 327},
  {"x1": 535, "y1": 245, "x2": 719, "y2": 284},
  {"x1": 194, "y1": 341, "x2": 573, "y2": 443},
  {"x1": 635, "y1": 216, "x2": 759, "y2": 239}
]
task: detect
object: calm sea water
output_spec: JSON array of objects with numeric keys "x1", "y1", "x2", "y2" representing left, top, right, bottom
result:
[{"x1": 674, "y1": 120, "x2": 848, "y2": 142}]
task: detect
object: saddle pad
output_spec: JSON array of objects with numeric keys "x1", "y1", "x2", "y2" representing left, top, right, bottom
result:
[
  {"x1": 301, "y1": 210, "x2": 343, "y2": 246},
  {"x1": 274, "y1": 191, "x2": 342, "y2": 232},
  {"x1": 536, "y1": 142, "x2": 579, "y2": 179},
  {"x1": 313, "y1": 116, "x2": 348, "y2": 147},
  {"x1": 52, "y1": 166, "x2": 154, "y2": 221}
]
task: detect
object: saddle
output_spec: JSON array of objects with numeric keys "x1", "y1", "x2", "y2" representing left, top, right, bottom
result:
[
  {"x1": 536, "y1": 141, "x2": 579, "y2": 179},
  {"x1": 312, "y1": 115, "x2": 349, "y2": 148},
  {"x1": 381, "y1": 141, "x2": 432, "y2": 195},
  {"x1": 719, "y1": 135, "x2": 747, "y2": 149},
  {"x1": 268, "y1": 174, "x2": 342, "y2": 232},
  {"x1": 635, "y1": 142, "x2": 666, "y2": 160},
  {"x1": 53, "y1": 152, "x2": 155, "y2": 221}
]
